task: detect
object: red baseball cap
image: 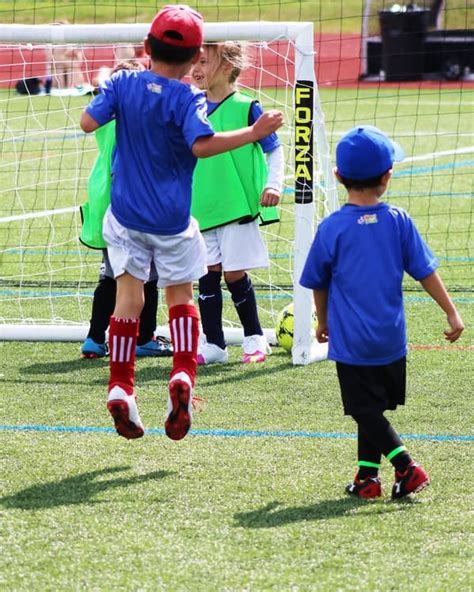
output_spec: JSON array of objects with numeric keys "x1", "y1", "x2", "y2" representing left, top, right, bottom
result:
[{"x1": 149, "y1": 5, "x2": 204, "y2": 49}]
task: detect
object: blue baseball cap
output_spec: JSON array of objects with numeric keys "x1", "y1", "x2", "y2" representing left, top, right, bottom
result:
[{"x1": 336, "y1": 125, "x2": 405, "y2": 180}]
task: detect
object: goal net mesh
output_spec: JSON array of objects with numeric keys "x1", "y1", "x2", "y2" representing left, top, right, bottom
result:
[{"x1": 0, "y1": 31, "x2": 326, "y2": 342}]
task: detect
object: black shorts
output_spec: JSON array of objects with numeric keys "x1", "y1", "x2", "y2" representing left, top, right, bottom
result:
[{"x1": 336, "y1": 357, "x2": 406, "y2": 415}]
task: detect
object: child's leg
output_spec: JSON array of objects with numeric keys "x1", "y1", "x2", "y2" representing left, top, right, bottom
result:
[
  {"x1": 108, "y1": 272, "x2": 144, "y2": 394},
  {"x1": 137, "y1": 279, "x2": 158, "y2": 345},
  {"x1": 167, "y1": 283, "x2": 199, "y2": 385},
  {"x1": 225, "y1": 271, "x2": 263, "y2": 337},
  {"x1": 86, "y1": 276, "x2": 116, "y2": 344},
  {"x1": 198, "y1": 268, "x2": 225, "y2": 349},
  {"x1": 351, "y1": 409, "x2": 412, "y2": 473},
  {"x1": 165, "y1": 282, "x2": 199, "y2": 441},
  {"x1": 357, "y1": 426, "x2": 382, "y2": 479},
  {"x1": 107, "y1": 273, "x2": 145, "y2": 439}
]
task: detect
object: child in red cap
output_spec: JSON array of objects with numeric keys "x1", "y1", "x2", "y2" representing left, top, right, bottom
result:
[{"x1": 80, "y1": 5, "x2": 283, "y2": 441}]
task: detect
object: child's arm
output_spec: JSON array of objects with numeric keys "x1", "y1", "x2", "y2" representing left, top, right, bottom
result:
[
  {"x1": 261, "y1": 144, "x2": 284, "y2": 207},
  {"x1": 80, "y1": 111, "x2": 101, "y2": 133},
  {"x1": 313, "y1": 289, "x2": 329, "y2": 343},
  {"x1": 192, "y1": 110, "x2": 283, "y2": 158},
  {"x1": 419, "y1": 271, "x2": 464, "y2": 342}
]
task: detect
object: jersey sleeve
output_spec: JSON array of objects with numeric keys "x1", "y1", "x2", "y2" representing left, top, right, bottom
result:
[
  {"x1": 249, "y1": 100, "x2": 281, "y2": 153},
  {"x1": 400, "y1": 212, "x2": 439, "y2": 280},
  {"x1": 299, "y1": 224, "x2": 332, "y2": 290},
  {"x1": 182, "y1": 91, "x2": 215, "y2": 148},
  {"x1": 85, "y1": 75, "x2": 118, "y2": 126}
]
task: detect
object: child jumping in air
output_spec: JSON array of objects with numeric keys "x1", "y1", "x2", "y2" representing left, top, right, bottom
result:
[
  {"x1": 80, "y1": 5, "x2": 283, "y2": 441},
  {"x1": 300, "y1": 125, "x2": 464, "y2": 499},
  {"x1": 191, "y1": 42, "x2": 284, "y2": 365}
]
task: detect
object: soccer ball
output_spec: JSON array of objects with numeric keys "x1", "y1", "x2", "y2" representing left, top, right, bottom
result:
[{"x1": 275, "y1": 303, "x2": 317, "y2": 353}]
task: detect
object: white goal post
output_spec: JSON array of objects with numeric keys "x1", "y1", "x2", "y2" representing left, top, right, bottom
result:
[{"x1": 0, "y1": 21, "x2": 338, "y2": 364}]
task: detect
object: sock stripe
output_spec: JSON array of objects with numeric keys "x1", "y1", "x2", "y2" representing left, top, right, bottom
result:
[
  {"x1": 186, "y1": 316, "x2": 192, "y2": 352},
  {"x1": 119, "y1": 336, "x2": 125, "y2": 362},
  {"x1": 171, "y1": 316, "x2": 194, "y2": 353},
  {"x1": 358, "y1": 460, "x2": 381, "y2": 469},
  {"x1": 125, "y1": 336, "x2": 133, "y2": 362},
  {"x1": 387, "y1": 445, "x2": 407, "y2": 461},
  {"x1": 112, "y1": 335, "x2": 117, "y2": 362}
]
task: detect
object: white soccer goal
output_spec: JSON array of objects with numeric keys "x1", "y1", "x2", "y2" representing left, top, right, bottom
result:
[{"x1": 0, "y1": 22, "x2": 338, "y2": 364}]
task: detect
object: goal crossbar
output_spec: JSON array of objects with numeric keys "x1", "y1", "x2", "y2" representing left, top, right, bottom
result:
[{"x1": 0, "y1": 22, "x2": 313, "y2": 45}]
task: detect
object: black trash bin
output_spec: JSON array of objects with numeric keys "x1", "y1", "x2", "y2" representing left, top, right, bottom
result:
[{"x1": 379, "y1": 7, "x2": 430, "y2": 81}]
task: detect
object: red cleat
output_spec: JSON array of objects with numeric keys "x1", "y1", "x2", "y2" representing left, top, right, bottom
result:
[
  {"x1": 392, "y1": 462, "x2": 430, "y2": 499},
  {"x1": 107, "y1": 386, "x2": 144, "y2": 440},
  {"x1": 165, "y1": 372, "x2": 193, "y2": 441}
]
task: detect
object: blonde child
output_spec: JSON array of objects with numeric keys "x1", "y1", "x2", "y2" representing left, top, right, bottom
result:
[{"x1": 191, "y1": 42, "x2": 284, "y2": 365}]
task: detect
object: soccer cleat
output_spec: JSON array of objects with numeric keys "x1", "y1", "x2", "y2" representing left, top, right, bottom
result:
[
  {"x1": 392, "y1": 462, "x2": 430, "y2": 499},
  {"x1": 197, "y1": 342, "x2": 229, "y2": 365},
  {"x1": 81, "y1": 337, "x2": 107, "y2": 359},
  {"x1": 242, "y1": 334, "x2": 270, "y2": 364},
  {"x1": 106, "y1": 385, "x2": 144, "y2": 440},
  {"x1": 136, "y1": 337, "x2": 173, "y2": 357},
  {"x1": 346, "y1": 474, "x2": 382, "y2": 499},
  {"x1": 165, "y1": 371, "x2": 193, "y2": 441}
]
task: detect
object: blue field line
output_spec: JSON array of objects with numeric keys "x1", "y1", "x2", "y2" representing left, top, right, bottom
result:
[
  {"x1": 0, "y1": 424, "x2": 472, "y2": 442},
  {"x1": 393, "y1": 159, "x2": 474, "y2": 178},
  {"x1": 0, "y1": 289, "x2": 472, "y2": 303}
]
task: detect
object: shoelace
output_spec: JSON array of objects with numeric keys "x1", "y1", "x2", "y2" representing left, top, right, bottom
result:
[{"x1": 191, "y1": 396, "x2": 207, "y2": 413}]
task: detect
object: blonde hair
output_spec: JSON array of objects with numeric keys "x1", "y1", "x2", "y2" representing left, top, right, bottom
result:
[
  {"x1": 204, "y1": 41, "x2": 248, "y2": 84},
  {"x1": 111, "y1": 60, "x2": 146, "y2": 75}
]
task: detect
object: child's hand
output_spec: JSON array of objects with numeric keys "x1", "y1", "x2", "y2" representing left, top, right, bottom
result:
[
  {"x1": 444, "y1": 311, "x2": 464, "y2": 342},
  {"x1": 316, "y1": 323, "x2": 328, "y2": 343},
  {"x1": 260, "y1": 188, "x2": 280, "y2": 207},
  {"x1": 253, "y1": 110, "x2": 284, "y2": 139}
]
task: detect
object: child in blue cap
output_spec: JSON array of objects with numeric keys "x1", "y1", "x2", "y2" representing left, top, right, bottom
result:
[{"x1": 300, "y1": 125, "x2": 464, "y2": 499}]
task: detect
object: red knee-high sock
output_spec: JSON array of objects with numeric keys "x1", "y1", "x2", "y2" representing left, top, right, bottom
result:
[
  {"x1": 169, "y1": 304, "x2": 199, "y2": 386},
  {"x1": 108, "y1": 316, "x2": 139, "y2": 395}
]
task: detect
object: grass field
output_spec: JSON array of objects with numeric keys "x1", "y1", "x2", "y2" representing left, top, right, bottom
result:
[{"x1": 1, "y1": 306, "x2": 473, "y2": 590}]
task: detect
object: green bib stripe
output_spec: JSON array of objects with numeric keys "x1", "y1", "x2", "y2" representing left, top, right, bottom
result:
[
  {"x1": 79, "y1": 121, "x2": 116, "y2": 249},
  {"x1": 191, "y1": 92, "x2": 279, "y2": 232}
]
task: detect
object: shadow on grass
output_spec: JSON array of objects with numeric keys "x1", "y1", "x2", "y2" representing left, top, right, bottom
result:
[
  {"x1": 1, "y1": 466, "x2": 174, "y2": 510},
  {"x1": 16, "y1": 357, "x2": 173, "y2": 385},
  {"x1": 20, "y1": 357, "x2": 109, "y2": 375},
  {"x1": 16, "y1": 350, "x2": 310, "y2": 388},
  {"x1": 234, "y1": 498, "x2": 412, "y2": 528}
]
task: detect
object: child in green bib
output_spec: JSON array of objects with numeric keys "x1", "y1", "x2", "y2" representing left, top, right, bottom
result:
[
  {"x1": 80, "y1": 60, "x2": 171, "y2": 359},
  {"x1": 191, "y1": 42, "x2": 284, "y2": 365}
]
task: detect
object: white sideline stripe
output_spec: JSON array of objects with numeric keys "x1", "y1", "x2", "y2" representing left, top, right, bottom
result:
[
  {"x1": 402, "y1": 146, "x2": 474, "y2": 163},
  {"x1": 0, "y1": 205, "x2": 79, "y2": 224}
]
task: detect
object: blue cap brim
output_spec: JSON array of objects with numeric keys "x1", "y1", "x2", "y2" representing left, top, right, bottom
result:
[{"x1": 391, "y1": 139, "x2": 405, "y2": 162}]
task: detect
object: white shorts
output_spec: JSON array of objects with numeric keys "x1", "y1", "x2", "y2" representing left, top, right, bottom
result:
[
  {"x1": 103, "y1": 208, "x2": 207, "y2": 288},
  {"x1": 203, "y1": 220, "x2": 269, "y2": 271}
]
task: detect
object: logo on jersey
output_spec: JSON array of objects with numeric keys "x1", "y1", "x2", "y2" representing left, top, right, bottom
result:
[
  {"x1": 147, "y1": 82, "x2": 162, "y2": 94},
  {"x1": 357, "y1": 214, "x2": 378, "y2": 225}
]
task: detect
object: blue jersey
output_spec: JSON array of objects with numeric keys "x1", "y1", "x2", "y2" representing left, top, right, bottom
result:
[
  {"x1": 86, "y1": 69, "x2": 214, "y2": 235},
  {"x1": 206, "y1": 98, "x2": 280, "y2": 153},
  {"x1": 300, "y1": 203, "x2": 438, "y2": 365}
]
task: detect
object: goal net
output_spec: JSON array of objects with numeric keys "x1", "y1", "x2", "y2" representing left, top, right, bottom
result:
[{"x1": 0, "y1": 21, "x2": 336, "y2": 365}]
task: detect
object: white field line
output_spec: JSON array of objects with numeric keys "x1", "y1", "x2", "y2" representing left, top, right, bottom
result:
[
  {"x1": 0, "y1": 205, "x2": 79, "y2": 224},
  {"x1": 402, "y1": 146, "x2": 474, "y2": 163},
  {"x1": 1, "y1": 145, "x2": 471, "y2": 224},
  {"x1": 278, "y1": 130, "x2": 473, "y2": 138}
]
